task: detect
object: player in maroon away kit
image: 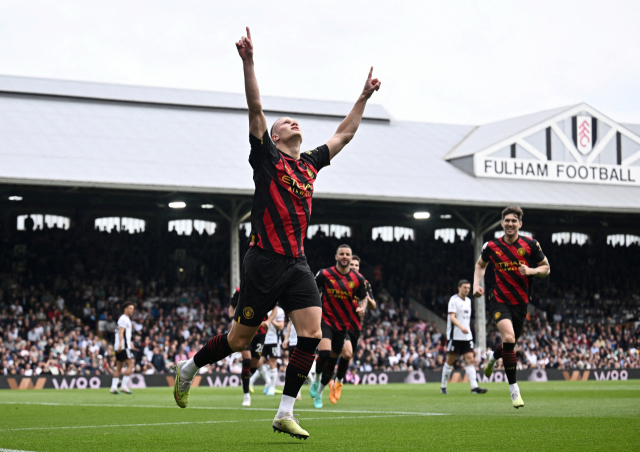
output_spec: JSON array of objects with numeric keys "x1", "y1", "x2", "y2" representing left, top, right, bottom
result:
[
  {"x1": 171, "y1": 27, "x2": 380, "y2": 439},
  {"x1": 473, "y1": 206, "x2": 550, "y2": 408}
]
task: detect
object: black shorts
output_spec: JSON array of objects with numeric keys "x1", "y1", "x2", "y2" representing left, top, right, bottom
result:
[
  {"x1": 115, "y1": 349, "x2": 133, "y2": 362},
  {"x1": 445, "y1": 340, "x2": 474, "y2": 354},
  {"x1": 490, "y1": 300, "x2": 527, "y2": 340},
  {"x1": 235, "y1": 247, "x2": 321, "y2": 328},
  {"x1": 246, "y1": 333, "x2": 266, "y2": 360},
  {"x1": 263, "y1": 343, "x2": 280, "y2": 359},
  {"x1": 345, "y1": 329, "x2": 360, "y2": 351},
  {"x1": 321, "y1": 321, "x2": 349, "y2": 355}
]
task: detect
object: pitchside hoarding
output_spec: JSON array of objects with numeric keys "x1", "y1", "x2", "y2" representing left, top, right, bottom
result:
[{"x1": 1, "y1": 368, "x2": 637, "y2": 390}]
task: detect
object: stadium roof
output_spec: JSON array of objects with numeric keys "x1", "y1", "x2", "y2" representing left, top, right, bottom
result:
[{"x1": 2, "y1": 74, "x2": 640, "y2": 214}]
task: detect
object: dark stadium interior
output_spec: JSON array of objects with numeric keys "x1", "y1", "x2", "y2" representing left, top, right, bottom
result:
[{"x1": 1, "y1": 187, "x2": 638, "y2": 377}]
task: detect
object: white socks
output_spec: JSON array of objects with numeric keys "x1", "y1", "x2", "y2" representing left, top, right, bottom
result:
[
  {"x1": 276, "y1": 395, "x2": 296, "y2": 418},
  {"x1": 509, "y1": 383, "x2": 520, "y2": 397},
  {"x1": 441, "y1": 363, "x2": 453, "y2": 388},
  {"x1": 259, "y1": 364, "x2": 271, "y2": 386},
  {"x1": 121, "y1": 375, "x2": 130, "y2": 389},
  {"x1": 180, "y1": 358, "x2": 198, "y2": 380},
  {"x1": 249, "y1": 367, "x2": 261, "y2": 386},
  {"x1": 465, "y1": 365, "x2": 478, "y2": 389},
  {"x1": 269, "y1": 368, "x2": 278, "y2": 388},
  {"x1": 111, "y1": 377, "x2": 119, "y2": 390},
  {"x1": 315, "y1": 372, "x2": 322, "y2": 383},
  {"x1": 317, "y1": 382, "x2": 326, "y2": 396},
  {"x1": 486, "y1": 351, "x2": 496, "y2": 366}
]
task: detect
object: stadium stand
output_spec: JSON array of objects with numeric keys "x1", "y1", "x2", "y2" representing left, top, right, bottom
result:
[{"x1": 1, "y1": 224, "x2": 638, "y2": 377}]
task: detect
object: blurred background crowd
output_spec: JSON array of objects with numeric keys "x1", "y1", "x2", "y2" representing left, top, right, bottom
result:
[{"x1": 1, "y1": 224, "x2": 638, "y2": 377}]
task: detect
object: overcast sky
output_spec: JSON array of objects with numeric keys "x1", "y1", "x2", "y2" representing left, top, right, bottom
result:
[{"x1": 1, "y1": 1, "x2": 639, "y2": 125}]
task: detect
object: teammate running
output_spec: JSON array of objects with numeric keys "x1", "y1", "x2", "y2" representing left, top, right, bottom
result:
[
  {"x1": 310, "y1": 245, "x2": 367, "y2": 408},
  {"x1": 171, "y1": 27, "x2": 380, "y2": 439},
  {"x1": 440, "y1": 280, "x2": 488, "y2": 395},
  {"x1": 473, "y1": 206, "x2": 550, "y2": 408},
  {"x1": 330, "y1": 254, "x2": 375, "y2": 404},
  {"x1": 111, "y1": 302, "x2": 135, "y2": 395},
  {"x1": 228, "y1": 288, "x2": 276, "y2": 407}
]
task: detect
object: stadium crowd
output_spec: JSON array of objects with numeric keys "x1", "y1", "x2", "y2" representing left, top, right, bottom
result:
[{"x1": 1, "y1": 223, "x2": 639, "y2": 377}]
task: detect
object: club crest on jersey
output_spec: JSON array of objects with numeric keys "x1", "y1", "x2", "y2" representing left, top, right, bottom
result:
[
  {"x1": 494, "y1": 312, "x2": 501, "y2": 320},
  {"x1": 243, "y1": 307, "x2": 254, "y2": 320},
  {"x1": 518, "y1": 248, "x2": 526, "y2": 256},
  {"x1": 348, "y1": 281, "x2": 355, "y2": 289}
]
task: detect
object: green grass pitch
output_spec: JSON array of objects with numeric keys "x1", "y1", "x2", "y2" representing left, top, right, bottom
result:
[{"x1": 1, "y1": 381, "x2": 639, "y2": 451}]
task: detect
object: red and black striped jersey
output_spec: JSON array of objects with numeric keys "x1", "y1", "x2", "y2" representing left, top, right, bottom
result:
[
  {"x1": 348, "y1": 278, "x2": 373, "y2": 332},
  {"x1": 481, "y1": 235, "x2": 546, "y2": 306},
  {"x1": 316, "y1": 266, "x2": 367, "y2": 331},
  {"x1": 248, "y1": 130, "x2": 330, "y2": 258}
]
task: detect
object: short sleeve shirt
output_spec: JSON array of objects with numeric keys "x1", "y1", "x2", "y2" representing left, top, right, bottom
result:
[
  {"x1": 316, "y1": 267, "x2": 367, "y2": 331},
  {"x1": 248, "y1": 130, "x2": 330, "y2": 258},
  {"x1": 114, "y1": 314, "x2": 132, "y2": 350},
  {"x1": 481, "y1": 235, "x2": 546, "y2": 306},
  {"x1": 446, "y1": 295, "x2": 473, "y2": 341}
]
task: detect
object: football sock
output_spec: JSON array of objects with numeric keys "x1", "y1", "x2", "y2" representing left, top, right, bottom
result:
[
  {"x1": 121, "y1": 375, "x2": 130, "y2": 389},
  {"x1": 335, "y1": 357, "x2": 349, "y2": 382},
  {"x1": 269, "y1": 367, "x2": 278, "y2": 388},
  {"x1": 502, "y1": 342, "x2": 517, "y2": 384},
  {"x1": 193, "y1": 333, "x2": 233, "y2": 369},
  {"x1": 283, "y1": 336, "x2": 319, "y2": 399},
  {"x1": 315, "y1": 350, "x2": 330, "y2": 382},
  {"x1": 276, "y1": 395, "x2": 295, "y2": 418},
  {"x1": 241, "y1": 359, "x2": 252, "y2": 394},
  {"x1": 509, "y1": 383, "x2": 520, "y2": 397},
  {"x1": 180, "y1": 358, "x2": 198, "y2": 380},
  {"x1": 260, "y1": 364, "x2": 271, "y2": 386},
  {"x1": 493, "y1": 342, "x2": 503, "y2": 360},
  {"x1": 249, "y1": 366, "x2": 261, "y2": 386},
  {"x1": 465, "y1": 364, "x2": 478, "y2": 389},
  {"x1": 321, "y1": 357, "x2": 338, "y2": 386},
  {"x1": 318, "y1": 382, "x2": 326, "y2": 396},
  {"x1": 441, "y1": 363, "x2": 452, "y2": 388},
  {"x1": 111, "y1": 377, "x2": 119, "y2": 390}
]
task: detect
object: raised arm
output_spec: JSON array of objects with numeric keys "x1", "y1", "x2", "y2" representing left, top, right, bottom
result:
[
  {"x1": 325, "y1": 67, "x2": 381, "y2": 160},
  {"x1": 236, "y1": 27, "x2": 267, "y2": 139}
]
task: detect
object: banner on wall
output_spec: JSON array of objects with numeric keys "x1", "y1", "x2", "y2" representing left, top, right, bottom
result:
[{"x1": 1, "y1": 368, "x2": 638, "y2": 390}]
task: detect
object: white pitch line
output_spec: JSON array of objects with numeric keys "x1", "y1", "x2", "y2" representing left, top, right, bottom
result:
[
  {"x1": 0, "y1": 449, "x2": 41, "y2": 452},
  {"x1": 0, "y1": 414, "x2": 433, "y2": 432},
  {"x1": 0, "y1": 401, "x2": 445, "y2": 417}
]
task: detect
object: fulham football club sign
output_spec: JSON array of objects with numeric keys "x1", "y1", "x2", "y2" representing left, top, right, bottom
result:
[{"x1": 464, "y1": 104, "x2": 640, "y2": 187}]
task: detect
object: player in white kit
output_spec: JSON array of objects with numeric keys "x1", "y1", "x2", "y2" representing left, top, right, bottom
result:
[
  {"x1": 440, "y1": 280, "x2": 488, "y2": 395},
  {"x1": 263, "y1": 306, "x2": 285, "y2": 396},
  {"x1": 111, "y1": 302, "x2": 135, "y2": 394}
]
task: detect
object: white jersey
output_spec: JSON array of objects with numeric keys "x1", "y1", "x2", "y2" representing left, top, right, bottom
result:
[
  {"x1": 265, "y1": 307, "x2": 285, "y2": 345},
  {"x1": 288, "y1": 321, "x2": 298, "y2": 347},
  {"x1": 114, "y1": 314, "x2": 132, "y2": 350},
  {"x1": 446, "y1": 295, "x2": 473, "y2": 341}
]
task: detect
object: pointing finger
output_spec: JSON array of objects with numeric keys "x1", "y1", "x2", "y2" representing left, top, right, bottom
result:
[
  {"x1": 246, "y1": 27, "x2": 251, "y2": 40},
  {"x1": 368, "y1": 66, "x2": 373, "y2": 79}
]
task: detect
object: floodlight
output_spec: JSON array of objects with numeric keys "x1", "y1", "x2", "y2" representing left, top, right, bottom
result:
[
  {"x1": 9, "y1": 196, "x2": 22, "y2": 201},
  {"x1": 201, "y1": 204, "x2": 214, "y2": 209},
  {"x1": 440, "y1": 214, "x2": 452, "y2": 219},
  {"x1": 414, "y1": 212, "x2": 430, "y2": 219},
  {"x1": 168, "y1": 202, "x2": 186, "y2": 209}
]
